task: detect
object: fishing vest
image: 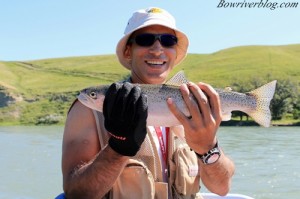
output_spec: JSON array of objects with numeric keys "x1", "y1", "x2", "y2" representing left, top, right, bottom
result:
[{"x1": 92, "y1": 110, "x2": 204, "y2": 199}]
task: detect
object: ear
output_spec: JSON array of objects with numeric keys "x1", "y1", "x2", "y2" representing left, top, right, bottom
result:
[{"x1": 124, "y1": 45, "x2": 132, "y2": 60}]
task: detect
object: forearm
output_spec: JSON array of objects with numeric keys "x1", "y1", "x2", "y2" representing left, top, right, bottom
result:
[
  {"x1": 64, "y1": 146, "x2": 129, "y2": 199},
  {"x1": 200, "y1": 150, "x2": 235, "y2": 196}
]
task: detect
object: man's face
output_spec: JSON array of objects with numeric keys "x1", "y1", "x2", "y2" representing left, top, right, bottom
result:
[{"x1": 124, "y1": 25, "x2": 177, "y2": 84}]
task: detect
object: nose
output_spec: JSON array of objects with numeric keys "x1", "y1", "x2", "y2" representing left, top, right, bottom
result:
[{"x1": 149, "y1": 40, "x2": 163, "y2": 56}]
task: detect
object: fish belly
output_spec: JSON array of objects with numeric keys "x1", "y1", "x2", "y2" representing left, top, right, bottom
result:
[
  {"x1": 147, "y1": 102, "x2": 181, "y2": 127},
  {"x1": 145, "y1": 87, "x2": 190, "y2": 127}
]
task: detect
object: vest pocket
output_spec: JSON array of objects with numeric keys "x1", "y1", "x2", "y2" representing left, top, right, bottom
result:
[
  {"x1": 109, "y1": 159, "x2": 155, "y2": 199},
  {"x1": 155, "y1": 182, "x2": 168, "y2": 199},
  {"x1": 169, "y1": 144, "x2": 201, "y2": 197}
]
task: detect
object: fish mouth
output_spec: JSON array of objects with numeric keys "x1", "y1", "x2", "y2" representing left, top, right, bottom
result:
[{"x1": 77, "y1": 93, "x2": 87, "y2": 103}]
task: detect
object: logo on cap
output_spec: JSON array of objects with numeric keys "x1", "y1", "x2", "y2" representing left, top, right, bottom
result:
[{"x1": 147, "y1": 8, "x2": 162, "y2": 13}]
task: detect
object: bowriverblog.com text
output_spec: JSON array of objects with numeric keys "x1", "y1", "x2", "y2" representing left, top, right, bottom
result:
[{"x1": 217, "y1": 0, "x2": 299, "y2": 10}]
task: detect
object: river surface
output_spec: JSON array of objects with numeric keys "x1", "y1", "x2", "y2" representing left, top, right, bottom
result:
[{"x1": 0, "y1": 126, "x2": 299, "y2": 199}]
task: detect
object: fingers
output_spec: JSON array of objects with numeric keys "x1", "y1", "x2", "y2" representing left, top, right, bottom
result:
[
  {"x1": 136, "y1": 93, "x2": 148, "y2": 121},
  {"x1": 103, "y1": 83, "x2": 122, "y2": 119},
  {"x1": 167, "y1": 97, "x2": 190, "y2": 125},
  {"x1": 127, "y1": 86, "x2": 148, "y2": 122},
  {"x1": 117, "y1": 83, "x2": 133, "y2": 118},
  {"x1": 167, "y1": 82, "x2": 222, "y2": 125},
  {"x1": 197, "y1": 82, "x2": 222, "y2": 123},
  {"x1": 167, "y1": 84, "x2": 201, "y2": 126},
  {"x1": 187, "y1": 82, "x2": 211, "y2": 122},
  {"x1": 104, "y1": 82, "x2": 148, "y2": 124}
]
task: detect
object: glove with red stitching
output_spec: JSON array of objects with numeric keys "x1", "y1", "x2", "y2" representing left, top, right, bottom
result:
[{"x1": 103, "y1": 82, "x2": 148, "y2": 156}]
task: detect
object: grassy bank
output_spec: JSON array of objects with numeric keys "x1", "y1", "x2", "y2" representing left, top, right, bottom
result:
[{"x1": 1, "y1": 44, "x2": 300, "y2": 126}]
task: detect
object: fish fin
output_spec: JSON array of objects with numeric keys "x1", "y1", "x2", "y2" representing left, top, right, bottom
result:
[
  {"x1": 165, "y1": 71, "x2": 189, "y2": 86},
  {"x1": 221, "y1": 112, "x2": 232, "y2": 121},
  {"x1": 246, "y1": 80, "x2": 277, "y2": 127}
]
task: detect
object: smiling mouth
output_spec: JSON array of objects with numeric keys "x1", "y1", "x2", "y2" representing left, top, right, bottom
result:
[{"x1": 146, "y1": 60, "x2": 166, "y2": 66}]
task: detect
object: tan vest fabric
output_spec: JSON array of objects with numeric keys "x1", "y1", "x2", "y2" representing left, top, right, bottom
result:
[{"x1": 92, "y1": 110, "x2": 203, "y2": 199}]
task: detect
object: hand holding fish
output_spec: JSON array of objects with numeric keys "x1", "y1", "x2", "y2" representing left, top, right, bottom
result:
[
  {"x1": 103, "y1": 82, "x2": 148, "y2": 156},
  {"x1": 167, "y1": 82, "x2": 221, "y2": 154}
]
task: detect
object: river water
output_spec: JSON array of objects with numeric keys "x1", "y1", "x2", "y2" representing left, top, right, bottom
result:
[{"x1": 0, "y1": 126, "x2": 299, "y2": 199}]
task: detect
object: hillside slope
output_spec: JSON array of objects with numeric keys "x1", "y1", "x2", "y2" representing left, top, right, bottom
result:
[{"x1": 1, "y1": 44, "x2": 299, "y2": 125}]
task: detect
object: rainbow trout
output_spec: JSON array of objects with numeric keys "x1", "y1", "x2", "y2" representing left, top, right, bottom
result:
[{"x1": 78, "y1": 71, "x2": 277, "y2": 127}]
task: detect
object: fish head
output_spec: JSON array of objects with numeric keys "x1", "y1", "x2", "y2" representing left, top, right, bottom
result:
[{"x1": 77, "y1": 85, "x2": 108, "y2": 112}]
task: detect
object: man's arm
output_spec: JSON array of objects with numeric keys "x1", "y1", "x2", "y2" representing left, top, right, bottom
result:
[
  {"x1": 62, "y1": 101, "x2": 129, "y2": 199},
  {"x1": 62, "y1": 82, "x2": 148, "y2": 199},
  {"x1": 199, "y1": 149, "x2": 235, "y2": 195},
  {"x1": 167, "y1": 82, "x2": 235, "y2": 196}
]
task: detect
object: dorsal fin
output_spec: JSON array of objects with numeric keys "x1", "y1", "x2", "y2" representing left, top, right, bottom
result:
[{"x1": 165, "y1": 71, "x2": 189, "y2": 86}]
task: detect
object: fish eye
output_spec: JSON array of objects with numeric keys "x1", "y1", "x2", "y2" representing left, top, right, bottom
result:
[{"x1": 89, "y1": 91, "x2": 97, "y2": 99}]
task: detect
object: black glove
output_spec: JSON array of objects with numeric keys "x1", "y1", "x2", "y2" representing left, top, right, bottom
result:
[{"x1": 103, "y1": 82, "x2": 148, "y2": 156}]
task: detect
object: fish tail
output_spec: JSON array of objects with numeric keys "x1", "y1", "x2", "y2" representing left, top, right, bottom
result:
[{"x1": 246, "y1": 80, "x2": 277, "y2": 127}]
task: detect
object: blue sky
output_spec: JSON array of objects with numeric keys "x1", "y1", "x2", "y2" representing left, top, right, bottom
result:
[{"x1": 1, "y1": 0, "x2": 299, "y2": 61}]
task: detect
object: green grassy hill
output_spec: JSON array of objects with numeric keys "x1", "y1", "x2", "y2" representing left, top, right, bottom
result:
[{"x1": 1, "y1": 44, "x2": 299, "y2": 125}]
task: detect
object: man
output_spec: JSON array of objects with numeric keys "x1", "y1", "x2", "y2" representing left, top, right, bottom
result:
[{"x1": 61, "y1": 7, "x2": 235, "y2": 199}]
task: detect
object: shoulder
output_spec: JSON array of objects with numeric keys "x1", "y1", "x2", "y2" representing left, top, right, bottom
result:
[
  {"x1": 67, "y1": 100, "x2": 94, "y2": 120},
  {"x1": 64, "y1": 100, "x2": 99, "y2": 145},
  {"x1": 62, "y1": 100, "x2": 101, "y2": 175}
]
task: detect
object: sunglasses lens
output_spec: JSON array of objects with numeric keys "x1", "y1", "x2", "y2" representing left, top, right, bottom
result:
[
  {"x1": 134, "y1": 34, "x2": 177, "y2": 47},
  {"x1": 135, "y1": 34, "x2": 156, "y2": 46},
  {"x1": 160, "y1": 34, "x2": 178, "y2": 47}
]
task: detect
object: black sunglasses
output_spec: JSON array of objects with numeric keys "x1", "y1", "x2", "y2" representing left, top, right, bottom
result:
[{"x1": 128, "y1": 33, "x2": 178, "y2": 47}]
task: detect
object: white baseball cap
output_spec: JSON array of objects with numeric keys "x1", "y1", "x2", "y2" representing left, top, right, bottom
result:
[{"x1": 116, "y1": 7, "x2": 189, "y2": 70}]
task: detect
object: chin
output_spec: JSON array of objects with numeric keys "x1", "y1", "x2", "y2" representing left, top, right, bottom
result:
[{"x1": 146, "y1": 75, "x2": 166, "y2": 84}]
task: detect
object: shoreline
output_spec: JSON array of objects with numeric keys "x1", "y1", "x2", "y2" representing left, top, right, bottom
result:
[
  {"x1": 1, "y1": 121, "x2": 300, "y2": 127},
  {"x1": 221, "y1": 120, "x2": 300, "y2": 127}
]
